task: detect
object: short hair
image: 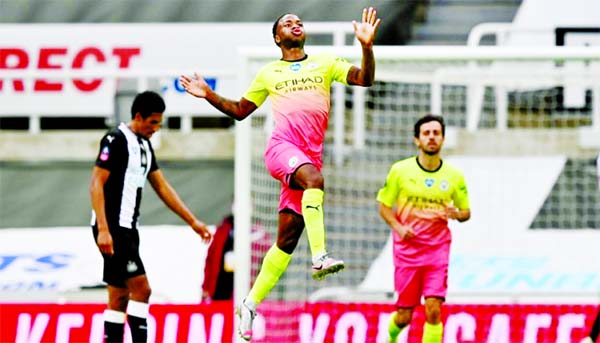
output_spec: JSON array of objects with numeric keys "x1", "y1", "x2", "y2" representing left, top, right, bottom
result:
[
  {"x1": 131, "y1": 91, "x2": 165, "y2": 119},
  {"x1": 414, "y1": 114, "x2": 445, "y2": 138},
  {"x1": 272, "y1": 13, "x2": 288, "y2": 38},
  {"x1": 272, "y1": 13, "x2": 293, "y2": 46}
]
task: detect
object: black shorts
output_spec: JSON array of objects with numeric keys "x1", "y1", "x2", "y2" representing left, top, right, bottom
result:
[{"x1": 92, "y1": 225, "x2": 146, "y2": 288}]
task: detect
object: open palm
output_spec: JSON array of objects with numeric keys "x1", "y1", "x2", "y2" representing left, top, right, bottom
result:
[
  {"x1": 352, "y1": 7, "x2": 382, "y2": 48},
  {"x1": 179, "y1": 73, "x2": 209, "y2": 98}
]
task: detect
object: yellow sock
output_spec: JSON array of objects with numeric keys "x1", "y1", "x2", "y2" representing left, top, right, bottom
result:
[
  {"x1": 422, "y1": 322, "x2": 443, "y2": 343},
  {"x1": 247, "y1": 244, "x2": 292, "y2": 305},
  {"x1": 301, "y1": 188, "x2": 326, "y2": 258},
  {"x1": 388, "y1": 312, "x2": 404, "y2": 343}
]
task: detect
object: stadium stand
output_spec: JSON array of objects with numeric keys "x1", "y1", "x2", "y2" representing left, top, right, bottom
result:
[
  {"x1": 411, "y1": 0, "x2": 522, "y2": 45},
  {"x1": 2, "y1": 1, "x2": 600, "y2": 342}
]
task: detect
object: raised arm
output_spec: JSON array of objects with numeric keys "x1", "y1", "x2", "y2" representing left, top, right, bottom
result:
[
  {"x1": 179, "y1": 73, "x2": 257, "y2": 121},
  {"x1": 148, "y1": 169, "x2": 212, "y2": 242},
  {"x1": 347, "y1": 7, "x2": 382, "y2": 87}
]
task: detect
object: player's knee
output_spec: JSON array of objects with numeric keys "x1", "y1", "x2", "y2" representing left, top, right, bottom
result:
[
  {"x1": 395, "y1": 309, "x2": 412, "y2": 327},
  {"x1": 294, "y1": 165, "x2": 324, "y2": 189},
  {"x1": 424, "y1": 299, "x2": 442, "y2": 323},
  {"x1": 277, "y1": 235, "x2": 300, "y2": 254},
  {"x1": 139, "y1": 285, "x2": 152, "y2": 301},
  {"x1": 130, "y1": 284, "x2": 152, "y2": 302},
  {"x1": 109, "y1": 293, "x2": 129, "y2": 311},
  {"x1": 304, "y1": 173, "x2": 324, "y2": 189}
]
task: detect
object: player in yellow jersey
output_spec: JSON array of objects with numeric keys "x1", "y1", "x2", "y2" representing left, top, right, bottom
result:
[
  {"x1": 180, "y1": 7, "x2": 381, "y2": 341},
  {"x1": 376, "y1": 114, "x2": 471, "y2": 343}
]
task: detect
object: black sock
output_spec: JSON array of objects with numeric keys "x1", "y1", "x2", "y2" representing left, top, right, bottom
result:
[
  {"x1": 590, "y1": 310, "x2": 600, "y2": 341},
  {"x1": 104, "y1": 321, "x2": 124, "y2": 343},
  {"x1": 128, "y1": 314, "x2": 148, "y2": 343}
]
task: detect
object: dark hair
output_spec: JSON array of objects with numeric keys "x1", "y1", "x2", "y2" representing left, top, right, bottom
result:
[
  {"x1": 272, "y1": 13, "x2": 288, "y2": 38},
  {"x1": 131, "y1": 91, "x2": 165, "y2": 119},
  {"x1": 414, "y1": 114, "x2": 445, "y2": 138},
  {"x1": 272, "y1": 13, "x2": 293, "y2": 46}
]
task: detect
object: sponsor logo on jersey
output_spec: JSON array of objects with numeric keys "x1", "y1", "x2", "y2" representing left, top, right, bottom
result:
[
  {"x1": 288, "y1": 156, "x2": 299, "y2": 168},
  {"x1": 289, "y1": 63, "x2": 302, "y2": 72},
  {"x1": 127, "y1": 261, "x2": 138, "y2": 273},
  {"x1": 425, "y1": 178, "x2": 434, "y2": 187},
  {"x1": 274, "y1": 76, "x2": 324, "y2": 91}
]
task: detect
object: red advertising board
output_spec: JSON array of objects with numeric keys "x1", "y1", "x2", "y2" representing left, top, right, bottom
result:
[
  {"x1": 0, "y1": 302, "x2": 234, "y2": 343},
  {"x1": 0, "y1": 302, "x2": 596, "y2": 343}
]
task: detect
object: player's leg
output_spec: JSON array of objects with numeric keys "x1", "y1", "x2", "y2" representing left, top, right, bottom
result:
[
  {"x1": 238, "y1": 210, "x2": 303, "y2": 341},
  {"x1": 115, "y1": 229, "x2": 150, "y2": 343},
  {"x1": 292, "y1": 163, "x2": 326, "y2": 256},
  {"x1": 95, "y1": 226, "x2": 129, "y2": 343},
  {"x1": 389, "y1": 308, "x2": 413, "y2": 343},
  {"x1": 388, "y1": 264, "x2": 422, "y2": 343},
  {"x1": 264, "y1": 140, "x2": 343, "y2": 279},
  {"x1": 105, "y1": 286, "x2": 129, "y2": 343},
  {"x1": 421, "y1": 264, "x2": 448, "y2": 343},
  {"x1": 246, "y1": 210, "x2": 301, "y2": 304},
  {"x1": 292, "y1": 164, "x2": 344, "y2": 280},
  {"x1": 591, "y1": 309, "x2": 600, "y2": 342},
  {"x1": 582, "y1": 309, "x2": 600, "y2": 343},
  {"x1": 422, "y1": 297, "x2": 444, "y2": 343},
  {"x1": 126, "y1": 274, "x2": 151, "y2": 343}
]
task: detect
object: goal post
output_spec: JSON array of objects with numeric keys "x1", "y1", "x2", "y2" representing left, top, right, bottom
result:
[{"x1": 233, "y1": 45, "x2": 600, "y2": 342}]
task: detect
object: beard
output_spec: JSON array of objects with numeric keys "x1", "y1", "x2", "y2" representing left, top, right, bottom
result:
[
  {"x1": 423, "y1": 147, "x2": 440, "y2": 155},
  {"x1": 281, "y1": 37, "x2": 304, "y2": 49}
]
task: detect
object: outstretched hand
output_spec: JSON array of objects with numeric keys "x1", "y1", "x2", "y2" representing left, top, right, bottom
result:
[
  {"x1": 179, "y1": 73, "x2": 210, "y2": 99},
  {"x1": 352, "y1": 7, "x2": 382, "y2": 49}
]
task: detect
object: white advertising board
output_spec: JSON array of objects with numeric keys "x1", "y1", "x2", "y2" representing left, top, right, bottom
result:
[
  {"x1": 0, "y1": 225, "x2": 212, "y2": 303},
  {"x1": 0, "y1": 23, "x2": 276, "y2": 116}
]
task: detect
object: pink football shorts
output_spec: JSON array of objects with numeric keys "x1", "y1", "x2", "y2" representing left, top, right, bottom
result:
[
  {"x1": 264, "y1": 140, "x2": 322, "y2": 215},
  {"x1": 394, "y1": 263, "x2": 448, "y2": 308}
]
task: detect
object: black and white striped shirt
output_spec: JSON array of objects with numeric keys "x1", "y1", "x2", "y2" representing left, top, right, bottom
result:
[{"x1": 91, "y1": 123, "x2": 159, "y2": 229}]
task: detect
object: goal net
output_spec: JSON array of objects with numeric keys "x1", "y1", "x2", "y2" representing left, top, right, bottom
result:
[{"x1": 234, "y1": 46, "x2": 600, "y2": 342}]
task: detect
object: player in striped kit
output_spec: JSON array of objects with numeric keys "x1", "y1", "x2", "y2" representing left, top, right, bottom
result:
[
  {"x1": 180, "y1": 7, "x2": 381, "y2": 341},
  {"x1": 90, "y1": 91, "x2": 212, "y2": 342}
]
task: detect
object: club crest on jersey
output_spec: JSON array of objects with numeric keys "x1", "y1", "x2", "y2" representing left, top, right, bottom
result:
[
  {"x1": 289, "y1": 63, "x2": 302, "y2": 72},
  {"x1": 440, "y1": 180, "x2": 449, "y2": 191},
  {"x1": 288, "y1": 156, "x2": 299, "y2": 168},
  {"x1": 424, "y1": 178, "x2": 434, "y2": 187},
  {"x1": 100, "y1": 146, "x2": 110, "y2": 161},
  {"x1": 127, "y1": 261, "x2": 138, "y2": 273}
]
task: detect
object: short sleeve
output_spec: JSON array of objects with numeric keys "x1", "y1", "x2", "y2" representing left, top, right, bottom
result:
[
  {"x1": 95, "y1": 133, "x2": 126, "y2": 171},
  {"x1": 148, "y1": 141, "x2": 159, "y2": 173},
  {"x1": 243, "y1": 69, "x2": 269, "y2": 107},
  {"x1": 452, "y1": 173, "x2": 470, "y2": 210},
  {"x1": 330, "y1": 55, "x2": 353, "y2": 85},
  {"x1": 376, "y1": 165, "x2": 400, "y2": 208}
]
